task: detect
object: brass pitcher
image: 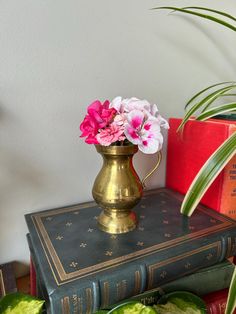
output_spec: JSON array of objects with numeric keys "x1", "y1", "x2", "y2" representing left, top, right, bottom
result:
[{"x1": 92, "y1": 144, "x2": 161, "y2": 234}]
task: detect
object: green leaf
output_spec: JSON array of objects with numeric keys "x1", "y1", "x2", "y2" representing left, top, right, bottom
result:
[
  {"x1": 180, "y1": 132, "x2": 236, "y2": 216},
  {"x1": 226, "y1": 266, "x2": 236, "y2": 314},
  {"x1": 177, "y1": 84, "x2": 236, "y2": 131},
  {"x1": 184, "y1": 82, "x2": 236, "y2": 110},
  {"x1": 196, "y1": 103, "x2": 236, "y2": 120},
  {"x1": 152, "y1": 7, "x2": 236, "y2": 32},
  {"x1": 183, "y1": 7, "x2": 236, "y2": 23}
]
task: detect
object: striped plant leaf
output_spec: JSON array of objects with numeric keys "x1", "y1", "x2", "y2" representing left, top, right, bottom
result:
[
  {"x1": 177, "y1": 84, "x2": 236, "y2": 131},
  {"x1": 196, "y1": 103, "x2": 236, "y2": 120},
  {"x1": 152, "y1": 7, "x2": 236, "y2": 32},
  {"x1": 180, "y1": 132, "x2": 236, "y2": 216},
  {"x1": 183, "y1": 7, "x2": 236, "y2": 23},
  {"x1": 184, "y1": 82, "x2": 236, "y2": 109},
  {"x1": 226, "y1": 266, "x2": 236, "y2": 314}
]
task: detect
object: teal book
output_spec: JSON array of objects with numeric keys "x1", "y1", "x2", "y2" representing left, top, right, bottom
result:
[{"x1": 25, "y1": 188, "x2": 236, "y2": 314}]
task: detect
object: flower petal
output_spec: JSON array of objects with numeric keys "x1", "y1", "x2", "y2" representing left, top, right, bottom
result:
[
  {"x1": 124, "y1": 125, "x2": 142, "y2": 144},
  {"x1": 139, "y1": 133, "x2": 163, "y2": 154},
  {"x1": 127, "y1": 110, "x2": 144, "y2": 129}
]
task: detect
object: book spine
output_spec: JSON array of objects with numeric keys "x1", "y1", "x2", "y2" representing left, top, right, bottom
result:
[
  {"x1": 43, "y1": 233, "x2": 236, "y2": 313},
  {"x1": 166, "y1": 118, "x2": 236, "y2": 219},
  {"x1": 129, "y1": 261, "x2": 234, "y2": 306},
  {"x1": 220, "y1": 126, "x2": 236, "y2": 219},
  {"x1": 30, "y1": 257, "x2": 37, "y2": 296}
]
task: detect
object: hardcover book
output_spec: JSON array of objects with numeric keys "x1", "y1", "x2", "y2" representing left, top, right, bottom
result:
[
  {"x1": 25, "y1": 188, "x2": 236, "y2": 314},
  {"x1": 0, "y1": 262, "x2": 17, "y2": 298},
  {"x1": 166, "y1": 118, "x2": 236, "y2": 219},
  {"x1": 129, "y1": 260, "x2": 235, "y2": 306},
  {"x1": 202, "y1": 288, "x2": 236, "y2": 314}
]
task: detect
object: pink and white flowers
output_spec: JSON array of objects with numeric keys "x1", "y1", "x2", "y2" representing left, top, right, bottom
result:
[{"x1": 80, "y1": 97, "x2": 169, "y2": 154}]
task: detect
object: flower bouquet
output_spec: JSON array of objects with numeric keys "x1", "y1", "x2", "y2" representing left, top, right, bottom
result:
[
  {"x1": 80, "y1": 97, "x2": 168, "y2": 234},
  {"x1": 80, "y1": 96, "x2": 169, "y2": 154}
]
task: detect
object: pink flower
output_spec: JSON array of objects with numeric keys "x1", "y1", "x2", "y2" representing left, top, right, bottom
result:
[
  {"x1": 88, "y1": 100, "x2": 116, "y2": 129},
  {"x1": 80, "y1": 114, "x2": 99, "y2": 144},
  {"x1": 124, "y1": 110, "x2": 164, "y2": 154},
  {"x1": 80, "y1": 100, "x2": 116, "y2": 144},
  {"x1": 96, "y1": 123, "x2": 125, "y2": 146}
]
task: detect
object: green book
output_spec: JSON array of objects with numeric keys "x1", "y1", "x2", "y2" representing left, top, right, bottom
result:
[
  {"x1": 25, "y1": 188, "x2": 236, "y2": 313},
  {"x1": 130, "y1": 260, "x2": 234, "y2": 306}
]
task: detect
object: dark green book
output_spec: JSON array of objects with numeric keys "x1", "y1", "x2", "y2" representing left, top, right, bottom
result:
[
  {"x1": 130, "y1": 260, "x2": 234, "y2": 306},
  {"x1": 25, "y1": 188, "x2": 236, "y2": 314},
  {"x1": 0, "y1": 263, "x2": 17, "y2": 298}
]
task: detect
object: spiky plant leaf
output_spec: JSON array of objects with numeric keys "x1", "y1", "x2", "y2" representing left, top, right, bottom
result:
[
  {"x1": 226, "y1": 266, "x2": 236, "y2": 314},
  {"x1": 152, "y1": 7, "x2": 236, "y2": 32},
  {"x1": 177, "y1": 84, "x2": 236, "y2": 131},
  {"x1": 180, "y1": 132, "x2": 236, "y2": 216},
  {"x1": 184, "y1": 82, "x2": 236, "y2": 109},
  {"x1": 183, "y1": 7, "x2": 236, "y2": 22},
  {"x1": 196, "y1": 103, "x2": 236, "y2": 120}
]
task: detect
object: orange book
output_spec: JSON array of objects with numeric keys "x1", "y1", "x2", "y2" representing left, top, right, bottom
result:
[{"x1": 166, "y1": 118, "x2": 236, "y2": 219}]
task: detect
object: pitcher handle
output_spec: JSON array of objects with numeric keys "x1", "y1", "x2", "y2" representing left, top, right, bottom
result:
[{"x1": 141, "y1": 151, "x2": 162, "y2": 189}]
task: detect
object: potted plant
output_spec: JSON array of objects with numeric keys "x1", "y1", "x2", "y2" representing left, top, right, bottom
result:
[{"x1": 153, "y1": 6, "x2": 236, "y2": 314}]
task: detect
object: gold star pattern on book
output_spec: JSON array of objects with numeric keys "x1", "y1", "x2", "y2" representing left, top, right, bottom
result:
[
  {"x1": 105, "y1": 251, "x2": 113, "y2": 256},
  {"x1": 137, "y1": 241, "x2": 144, "y2": 247},
  {"x1": 73, "y1": 211, "x2": 79, "y2": 215},
  {"x1": 206, "y1": 253, "x2": 213, "y2": 260},
  {"x1": 70, "y1": 261, "x2": 78, "y2": 268},
  {"x1": 46, "y1": 217, "x2": 52, "y2": 221},
  {"x1": 87, "y1": 228, "x2": 94, "y2": 232},
  {"x1": 160, "y1": 271, "x2": 167, "y2": 278},
  {"x1": 138, "y1": 227, "x2": 144, "y2": 231},
  {"x1": 80, "y1": 243, "x2": 87, "y2": 248},
  {"x1": 56, "y1": 235, "x2": 63, "y2": 240},
  {"x1": 66, "y1": 222, "x2": 72, "y2": 227},
  {"x1": 164, "y1": 233, "x2": 171, "y2": 238},
  {"x1": 110, "y1": 235, "x2": 117, "y2": 239},
  {"x1": 184, "y1": 262, "x2": 191, "y2": 269}
]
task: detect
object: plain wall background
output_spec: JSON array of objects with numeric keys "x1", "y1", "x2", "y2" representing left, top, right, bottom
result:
[{"x1": 0, "y1": 0, "x2": 236, "y2": 277}]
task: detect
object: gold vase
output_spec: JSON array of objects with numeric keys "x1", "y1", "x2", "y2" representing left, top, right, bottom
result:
[{"x1": 92, "y1": 144, "x2": 161, "y2": 234}]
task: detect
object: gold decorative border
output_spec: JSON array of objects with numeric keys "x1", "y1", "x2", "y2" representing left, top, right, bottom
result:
[
  {"x1": 61, "y1": 296, "x2": 70, "y2": 314},
  {"x1": 134, "y1": 270, "x2": 141, "y2": 296},
  {"x1": 31, "y1": 189, "x2": 235, "y2": 286},
  {"x1": 0, "y1": 269, "x2": 6, "y2": 296},
  {"x1": 101, "y1": 282, "x2": 109, "y2": 308},
  {"x1": 147, "y1": 241, "x2": 221, "y2": 289},
  {"x1": 85, "y1": 288, "x2": 92, "y2": 314}
]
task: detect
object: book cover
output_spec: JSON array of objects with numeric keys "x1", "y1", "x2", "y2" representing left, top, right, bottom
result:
[
  {"x1": 25, "y1": 188, "x2": 236, "y2": 313},
  {"x1": 202, "y1": 288, "x2": 236, "y2": 314},
  {"x1": 129, "y1": 260, "x2": 235, "y2": 306},
  {"x1": 0, "y1": 262, "x2": 17, "y2": 298},
  {"x1": 166, "y1": 118, "x2": 236, "y2": 219}
]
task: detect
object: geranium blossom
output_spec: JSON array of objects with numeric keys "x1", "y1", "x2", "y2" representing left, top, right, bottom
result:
[
  {"x1": 80, "y1": 97, "x2": 169, "y2": 154},
  {"x1": 124, "y1": 110, "x2": 164, "y2": 154},
  {"x1": 96, "y1": 123, "x2": 125, "y2": 146},
  {"x1": 80, "y1": 100, "x2": 116, "y2": 144}
]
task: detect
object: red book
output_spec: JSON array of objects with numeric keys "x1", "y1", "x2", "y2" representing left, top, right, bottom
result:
[
  {"x1": 30, "y1": 257, "x2": 37, "y2": 296},
  {"x1": 166, "y1": 118, "x2": 236, "y2": 219},
  {"x1": 203, "y1": 289, "x2": 236, "y2": 314}
]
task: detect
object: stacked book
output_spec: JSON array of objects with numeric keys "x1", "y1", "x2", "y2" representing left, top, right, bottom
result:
[{"x1": 25, "y1": 188, "x2": 236, "y2": 314}]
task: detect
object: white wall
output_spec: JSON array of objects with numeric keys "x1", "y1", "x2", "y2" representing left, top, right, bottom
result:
[{"x1": 0, "y1": 0, "x2": 236, "y2": 277}]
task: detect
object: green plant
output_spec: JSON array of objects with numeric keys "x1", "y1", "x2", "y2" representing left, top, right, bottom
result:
[{"x1": 153, "y1": 6, "x2": 236, "y2": 314}]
